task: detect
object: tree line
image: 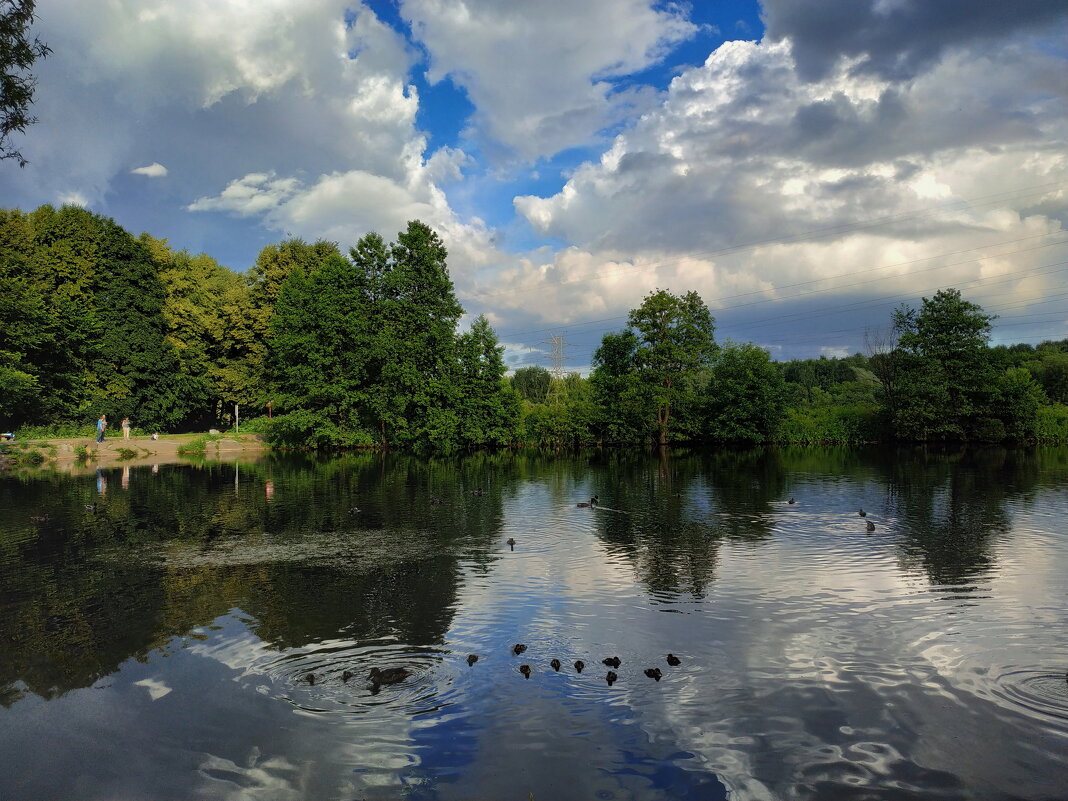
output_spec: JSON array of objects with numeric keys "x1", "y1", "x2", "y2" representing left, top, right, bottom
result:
[{"x1": 2, "y1": 204, "x2": 1066, "y2": 449}]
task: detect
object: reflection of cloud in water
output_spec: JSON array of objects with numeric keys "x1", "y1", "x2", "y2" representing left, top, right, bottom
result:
[
  {"x1": 133, "y1": 677, "x2": 172, "y2": 700},
  {"x1": 198, "y1": 750, "x2": 303, "y2": 801}
]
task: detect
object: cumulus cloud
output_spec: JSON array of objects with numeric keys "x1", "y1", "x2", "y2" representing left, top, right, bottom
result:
[
  {"x1": 131, "y1": 162, "x2": 168, "y2": 177},
  {"x1": 399, "y1": 0, "x2": 697, "y2": 162}
]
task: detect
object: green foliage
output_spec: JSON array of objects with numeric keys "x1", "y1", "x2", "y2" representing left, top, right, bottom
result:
[
  {"x1": 1035, "y1": 404, "x2": 1068, "y2": 442},
  {"x1": 704, "y1": 342, "x2": 786, "y2": 444},
  {"x1": 511, "y1": 365, "x2": 551, "y2": 403},
  {"x1": 0, "y1": 0, "x2": 51, "y2": 167}
]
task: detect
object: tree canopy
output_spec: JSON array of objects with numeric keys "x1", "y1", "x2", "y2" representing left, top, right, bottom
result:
[{"x1": 1, "y1": 0, "x2": 50, "y2": 166}]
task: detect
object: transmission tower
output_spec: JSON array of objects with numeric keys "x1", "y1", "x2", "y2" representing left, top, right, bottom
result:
[{"x1": 542, "y1": 333, "x2": 571, "y2": 405}]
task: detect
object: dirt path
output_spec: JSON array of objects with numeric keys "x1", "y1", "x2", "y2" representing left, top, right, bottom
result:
[{"x1": 3, "y1": 434, "x2": 268, "y2": 473}]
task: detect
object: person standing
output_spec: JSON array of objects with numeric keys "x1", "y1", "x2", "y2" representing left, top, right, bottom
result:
[
  {"x1": 96, "y1": 415, "x2": 107, "y2": 443},
  {"x1": 121, "y1": 417, "x2": 131, "y2": 440}
]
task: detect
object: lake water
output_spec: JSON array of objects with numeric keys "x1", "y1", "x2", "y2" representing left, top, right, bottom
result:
[{"x1": 1, "y1": 447, "x2": 1067, "y2": 800}]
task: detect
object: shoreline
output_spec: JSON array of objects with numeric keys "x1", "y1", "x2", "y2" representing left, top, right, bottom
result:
[{"x1": 1, "y1": 434, "x2": 268, "y2": 474}]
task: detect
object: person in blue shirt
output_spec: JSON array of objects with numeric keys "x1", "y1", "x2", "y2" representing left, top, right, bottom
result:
[{"x1": 96, "y1": 415, "x2": 107, "y2": 443}]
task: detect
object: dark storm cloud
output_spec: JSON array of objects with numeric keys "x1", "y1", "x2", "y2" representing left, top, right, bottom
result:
[{"x1": 762, "y1": 0, "x2": 1068, "y2": 81}]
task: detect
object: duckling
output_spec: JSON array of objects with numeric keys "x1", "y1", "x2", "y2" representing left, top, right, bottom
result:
[
  {"x1": 574, "y1": 660, "x2": 585, "y2": 673},
  {"x1": 467, "y1": 654, "x2": 479, "y2": 666},
  {"x1": 519, "y1": 664, "x2": 531, "y2": 679},
  {"x1": 866, "y1": 520, "x2": 876, "y2": 532},
  {"x1": 342, "y1": 670, "x2": 354, "y2": 682},
  {"x1": 513, "y1": 643, "x2": 527, "y2": 655},
  {"x1": 606, "y1": 671, "x2": 618, "y2": 686},
  {"x1": 666, "y1": 653, "x2": 681, "y2": 666},
  {"x1": 577, "y1": 495, "x2": 599, "y2": 508},
  {"x1": 304, "y1": 672, "x2": 317, "y2": 685},
  {"x1": 550, "y1": 659, "x2": 561, "y2": 672},
  {"x1": 506, "y1": 537, "x2": 516, "y2": 550},
  {"x1": 788, "y1": 498, "x2": 796, "y2": 505},
  {"x1": 368, "y1": 667, "x2": 410, "y2": 685},
  {"x1": 644, "y1": 667, "x2": 663, "y2": 681},
  {"x1": 602, "y1": 656, "x2": 621, "y2": 668},
  {"x1": 858, "y1": 508, "x2": 866, "y2": 517}
]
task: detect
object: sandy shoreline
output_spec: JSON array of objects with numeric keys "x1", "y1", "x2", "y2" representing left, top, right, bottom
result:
[{"x1": 2, "y1": 434, "x2": 268, "y2": 474}]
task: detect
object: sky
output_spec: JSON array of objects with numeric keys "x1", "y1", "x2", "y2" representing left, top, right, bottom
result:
[{"x1": 3, "y1": 0, "x2": 1067, "y2": 372}]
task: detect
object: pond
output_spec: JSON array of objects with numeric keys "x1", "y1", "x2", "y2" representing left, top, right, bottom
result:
[{"x1": 1, "y1": 447, "x2": 1067, "y2": 800}]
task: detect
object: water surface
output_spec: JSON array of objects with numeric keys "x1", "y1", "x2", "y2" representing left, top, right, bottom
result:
[{"x1": 2, "y1": 447, "x2": 1067, "y2": 799}]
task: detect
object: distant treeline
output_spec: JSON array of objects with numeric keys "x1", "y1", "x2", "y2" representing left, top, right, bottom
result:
[{"x1": 2, "y1": 204, "x2": 1066, "y2": 449}]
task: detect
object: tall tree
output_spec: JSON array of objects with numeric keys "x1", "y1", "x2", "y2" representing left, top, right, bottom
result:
[
  {"x1": 455, "y1": 314, "x2": 518, "y2": 447},
  {"x1": 1, "y1": 0, "x2": 50, "y2": 166},
  {"x1": 511, "y1": 365, "x2": 551, "y2": 403},
  {"x1": 704, "y1": 342, "x2": 786, "y2": 444},
  {"x1": 626, "y1": 289, "x2": 717, "y2": 445}
]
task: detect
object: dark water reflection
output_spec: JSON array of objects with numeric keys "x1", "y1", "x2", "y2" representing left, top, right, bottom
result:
[{"x1": 1, "y1": 447, "x2": 1067, "y2": 799}]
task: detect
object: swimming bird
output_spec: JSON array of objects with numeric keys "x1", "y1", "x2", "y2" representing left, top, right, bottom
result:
[
  {"x1": 368, "y1": 667, "x2": 410, "y2": 685},
  {"x1": 577, "y1": 496, "x2": 599, "y2": 507},
  {"x1": 788, "y1": 498, "x2": 796, "y2": 505},
  {"x1": 305, "y1": 673, "x2": 317, "y2": 685},
  {"x1": 550, "y1": 659, "x2": 561, "y2": 672},
  {"x1": 513, "y1": 643, "x2": 527, "y2": 655},
  {"x1": 506, "y1": 537, "x2": 516, "y2": 550},
  {"x1": 467, "y1": 654, "x2": 479, "y2": 666},
  {"x1": 644, "y1": 668, "x2": 662, "y2": 681},
  {"x1": 866, "y1": 520, "x2": 875, "y2": 532},
  {"x1": 606, "y1": 671, "x2": 618, "y2": 686},
  {"x1": 29, "y1": 515, "x2": 49, "y2": 523},
  {"x1": 574, "y1": 660, "x2": 585, "y2": 673},
  {"x1": 342, "y1": 670, "x2": 354, "y2": 682},
  {"x1": 858, "y1": 508, "x2": 866, "y2": 517},
  {"x1": 519, "y1": 664, "x2": 531, "y2": 679},
  {"x1": 429, "y1": 497, "x2": 443, "y2": 505},
  {"x1": 666, "y1": 654, "x2": 681, "y2": 666},
  {"x1": 603, "y1": 656, "x2": 621, "y2": 668},
  {"x1": 470, "y1": 488, "x2": 485, "y2": 496},
  {"x1": 85, "y1": 504, "x2": 96, "y2": 511},
  {"x1": 348, "y1": 507, "x2": 360, "y2": 514}
]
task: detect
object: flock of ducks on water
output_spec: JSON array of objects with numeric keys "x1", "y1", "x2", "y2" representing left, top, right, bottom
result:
[{"x1": 304, "y1": 647, "x2": 685, "y2": 690}]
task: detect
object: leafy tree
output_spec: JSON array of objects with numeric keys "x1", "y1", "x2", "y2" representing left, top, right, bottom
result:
[
  {"x1": 1, "y1": 0, "x2": 50, "y2": 166},
  {"x1": 890, "y1": 289, "x2": 998, "y2": 440},
  {"x1": 625, "y1": 289, "x2": 717, "y2": 445},
  {"x1": 455, "y1": 314, "x2": 519, "y2": 447},
  {"x1": 590, "y1": 329, "x2": 651, "y2": 443},
  {"x1": 704, "y1": 342, "x2": 786, "y2": 444},
  {"x1": 512, "y1": 365, "x2": 551, "y2": 403},
  {"x1": 996, "y1": 367, "x2": 1047, "y2": 440}
]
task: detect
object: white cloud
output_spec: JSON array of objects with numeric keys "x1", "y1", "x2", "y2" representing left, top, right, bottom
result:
[
  {"x1": 131, "y1": 162, "x2": 168, "y2": 178},
  {"x1": 399, "y1": 0, "x2": 697, "y2": 162}
]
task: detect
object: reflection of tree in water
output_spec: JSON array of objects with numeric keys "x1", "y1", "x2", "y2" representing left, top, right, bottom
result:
[
  {"x1": 0, "y1": 453, "x2": 515, "y2": 702},
  {"x1": 878, "y1": 446, "x2": 1040, "y2": 586},
  {"x1": 590, "y1": 448, "x2": 786, "y2": 599}
]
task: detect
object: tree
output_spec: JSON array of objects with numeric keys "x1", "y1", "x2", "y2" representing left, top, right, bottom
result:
[
  {"x1": 626, "y1": 289, "x2": 717, "y2": 445},
  {"x1": 590, "y1": 329, "x2": 652, "y2": 443},
  {"x1": 890, "y1": 289, "x2": 999, "y2": 440},
  {"x1": 1, "y1": 0, "x2": 50, "y2": 167},
  {"x1": 455, "y1": 314, "x2": 519, "y2": 447},
  {"x1": 704, "y1": 342, "x2": 786, "y2": 444},
  {"x1": 511, "y1": 365, "x2": 551, "y2": 403}
]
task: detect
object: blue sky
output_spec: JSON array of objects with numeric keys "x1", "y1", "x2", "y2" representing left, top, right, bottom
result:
[{"x1": 3, "y1": 0, "x2": 1066, "y2": 371}]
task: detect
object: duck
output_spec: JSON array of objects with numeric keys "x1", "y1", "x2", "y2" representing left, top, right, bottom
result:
[
  {"x1": 858, "y1": 508, "x2": 866, "y2": 517},
  {"x1": 602, "y1": 656, "x2": 621, "y2": 669},
  {"x1": 788, "y1": 498, "x2": 796, "y2": 505},
  {"x1": 29, "y1": 515, "x2": 49, "y2": 523},
  {"x1": 466, "y1": 654, "x2": 479, "y2": 666},
  {"x1": 577, "y1": 496, "x2": 599, "y2": 508},
  {"x1": 304, "y1": 672, "x2": 317, "y2": 686},
  {"x1": 644, "y1": 668, "x2": 663, "y2": 681},
  {"x1": 519, "y1": 664, "x2": 531, "y2": 679},
  {"x1": 470, "y1": 488, "x2": 485, "y2": 496},
  {"x1": 605, "y1": 671, "x2": 618, "y2": 686},
  {"x1": 368, "y1": 667, "x2": 410, "y2": 685},
  {"x1": 342, "y1": 670, "x2": 354, "y2": 682},
  {"x1": 513, "y1": 643, "x2": 527, "y2": 655},
  {"x1": 550, "y1": 659, "x2": 561, "y2": 672},
  {"x1": 506, "y1": 537, "x2": 516, "y2": 550},
  {"x1": 866, "y1": 520, "x2": 876, "y2": 532},
  {"x1": 85, "y1": 504, "x2": 96, "y2": 511},
  {"x1": 348, "y1": 507, "x2": 361, "y2": 514},
  {"x1": 574, "y1": 660, "x2": 585, "y2": 673},
  {"x1": 666, "y1": 654, "x2": 681, "y2": 666}
]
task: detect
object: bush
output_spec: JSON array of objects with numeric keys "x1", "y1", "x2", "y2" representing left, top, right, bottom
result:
[
  {"x1": 262, "y1": 410, "x2": 376, "y2": 449},
  {"x1": 1036, "y1": 404, "x2": 1068, "y2": 442}
]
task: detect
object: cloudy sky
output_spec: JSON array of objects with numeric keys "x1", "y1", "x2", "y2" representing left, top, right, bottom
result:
[{"x1": 4, "y1": 0, "x2": 1067, "y2": 369}]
